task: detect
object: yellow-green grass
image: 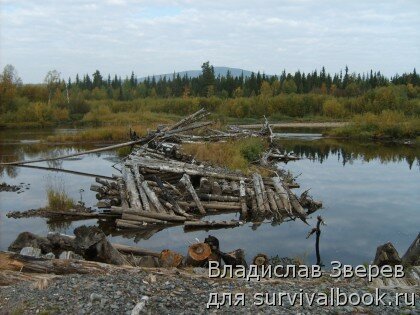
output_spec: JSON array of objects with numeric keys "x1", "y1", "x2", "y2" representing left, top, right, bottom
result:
[
  {"x1": 181, "y1": 137, "x2": 268, "y2": 174},
  {"x1": 328, "y1": 110, "x2": 420, "y2": 139}
]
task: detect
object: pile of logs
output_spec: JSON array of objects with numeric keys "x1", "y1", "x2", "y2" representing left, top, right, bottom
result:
[{"x1": 90, "y1": 109, "x2": 321, "y2": 231}]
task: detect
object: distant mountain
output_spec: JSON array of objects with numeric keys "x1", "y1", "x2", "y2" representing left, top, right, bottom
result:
[{"x1": 138, "y1": 66, "x2": 269, "y2": 81}]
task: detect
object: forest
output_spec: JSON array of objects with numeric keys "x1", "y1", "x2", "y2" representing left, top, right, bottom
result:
[{"x1": 0, "y1": 62, "x2": 419, "y2": 138}]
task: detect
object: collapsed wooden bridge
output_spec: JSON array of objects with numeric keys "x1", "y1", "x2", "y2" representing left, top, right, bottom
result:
[{"x1": 91, "y1": 109, "x2": 321, "y2": 231}]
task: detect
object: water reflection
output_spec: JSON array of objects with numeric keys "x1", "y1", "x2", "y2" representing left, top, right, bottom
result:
[
  {"x1": 0, "y1": 128, "x2": 419, "y2": 265},
  {"x1": 279, "y1": 138, "x2": 420, "y2": 169}
]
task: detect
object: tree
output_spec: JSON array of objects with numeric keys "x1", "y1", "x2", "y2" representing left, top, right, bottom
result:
[
  {"x1": 260, "y1": 81, "x2": 272, "y2": 97},
  {"x1": 200, "y1": 61, "x2": 215, "y2": 97},
  {"x1": 282, "y1": 79, "x2": 297, "y2": 94},
  {"x1": 0, "y1": 64, "x2": 22, "y2": 112},
  {"x1": 92, "y1": 70, "x2": 103, "y2": 88},
  {"x1": 44, "y1": 70, "x2": 61, "y2": 104}
]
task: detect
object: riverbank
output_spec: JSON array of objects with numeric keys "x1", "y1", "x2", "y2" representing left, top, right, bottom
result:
[{"x1": 0, "y1": 266, "x2": 418, "y2": 315}]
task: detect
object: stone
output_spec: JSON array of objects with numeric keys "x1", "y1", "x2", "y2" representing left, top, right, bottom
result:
[
  {"x1": 44, "y1": 252, "x2": 56, "y2": 259},
  {"x1": 20, "y1": 247, "x2": 41, "y2": 258},
  {"x1": 89, "y1": 293, "x2": 102, "y2": 303},
  {"x1": 373, "y1": 242, "x2": 402, "y2": 267}
]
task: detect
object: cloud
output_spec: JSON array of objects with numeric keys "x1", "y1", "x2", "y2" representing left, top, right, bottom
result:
[{"x1": 0, "y1": 0, "x2": 419, "y2": 82}]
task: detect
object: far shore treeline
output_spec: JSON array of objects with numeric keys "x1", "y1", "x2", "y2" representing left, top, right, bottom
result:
[{"x1": 0, "y1": 62, "x2": 419, "y2": 139}]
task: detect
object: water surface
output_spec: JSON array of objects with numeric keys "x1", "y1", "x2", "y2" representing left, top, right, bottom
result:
[{"x1": 0, "y1": 129, "x2": 418, "y2": 265}]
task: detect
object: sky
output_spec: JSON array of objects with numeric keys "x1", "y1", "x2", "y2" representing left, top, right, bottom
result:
[{"x1": 0, "y1": 0, "x2": 419, "y2": 83}]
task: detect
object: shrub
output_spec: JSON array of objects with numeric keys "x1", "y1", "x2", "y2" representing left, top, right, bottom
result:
[{"x1": 322, "y1": 99, "x2": 346, "y2": 118}]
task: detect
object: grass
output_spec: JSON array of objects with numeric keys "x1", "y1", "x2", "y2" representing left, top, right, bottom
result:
[
  {"x1": 181, "y1": 137, "x2": 268, "y2": 173},
  {"x1": 328, "y1": 110, "x2": 420, "y2": 140},
  {"x1": 45, "y1": 125, "x2": 148, "y2": 143},
  {"x1": 46, "y1": 180, "x2": 75, "y2": 211}
]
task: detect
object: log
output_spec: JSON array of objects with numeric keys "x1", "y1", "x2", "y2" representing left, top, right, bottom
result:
[
  {"x1": 0, "y1": 138, "x2": 151, "y2": 166},
  {"x1": 402, "y1": 233, "x2": 420, "y2": 266},
  {"x1": 95, "y1": 177, "x2": 111, "y2": 188},
  {"x1": 186, "y1": 243, "x2": 211, "y2": 267},
  {"x1": 199, "y1": 177, "x2": 212, "y2": 194},
  {"x1": 247, "y1": 188, "x2": 258, "y2": 214},
  {"x1": 116, "y1": 177, "x2": 129, "y2": 208},
  {"x1": 163, "y1": 121, "x2": 214, "y2": 137},
  {"x1": 267, "y1": 188, "x2": 279, "y2": 214},
  {"x1": 180, "y1": 174, "x2": 206, "y2": 215},
  {"x1": 288, "y1": 190, "x2": 308, "y2": 224},
  {"x1": 159, "y1": 249, "x2": 184, "y2": 268},
  {"x1": 132, "y1": 165, "x2": 151, "y2": 212},
  {"x1": 257, "y1": 173, "x2": 270, "y2": 213},
  {"x1": 167, "y1": 108, "x2": 207, "y2": 131},
  {"x1": 221, "y1": 180, "x2": 232, "y2": 195},
  {"x1": 178, "y1": 201, "x2": 241, "y2": 210},
  {"x1": 123, "y1": 167, "x2": 142, "y2": 210},
  {"x1": 111, "y1": 207, "x2": 187, "y2": 222},
  {"x1": 272, "y1": 177, "x2": 292, "y2": 215},
  {"x1": 239, "y1": 179, "x2": 248, "y2": 218},
  {"x1": 252, "y1": 173, "x2": 266, "y2": 214},
  {"x1": 152, "y1": 175, "x2": 182, "y2": 216},
  {"x1": 0, "y1": 252, "x2": 129, "y2": 274},
  {"x1": 129, "y1": 164, "x2": 167, "y2": 214},
  {"x1": 116, "y1": 219, "x2": 146, "y2": 229},
  {"x1": 197, "y1": 193, "x2": 239, "y2": 202},
  {"x1": 184, "y1": 220, "x2": 242, "y2": 229},
  {"x1": 121, "y1": 213, "x2": 168, "y2": 225},
  {"x1": 130, "y1": 157, "x2": 243, "y2": 181},
  {"x1": 48, "y1": 233, "x2": 160, "y2": 258},
  {"x1": 230, "y1": 181, "x2": 239, "y2": 194},
  {"x1": 211, "y1": 181, "x2": 222, "y2": 195}
]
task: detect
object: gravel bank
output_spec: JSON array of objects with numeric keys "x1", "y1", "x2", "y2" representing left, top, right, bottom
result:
[{"x1": 0, "y1": 268, "x2": 418, "y2": 314}]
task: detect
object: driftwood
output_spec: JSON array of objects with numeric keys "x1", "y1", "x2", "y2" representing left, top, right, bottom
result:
[
  {"x1": 111, "y1": 207, "x2": 186, "y2": 222},
  {"x1": 180, "y1": 174, "x2": 206, "y2": 214},
  {"x1": 239, "y1": 179, "x2": 248, "y2": 218},
  {"x1": 306, "y1": 216, "x2": 325, "y2": 266},
  {"x1": 0, "y1": 251, "x2": 128, "y2": 274},
  {"x1": 184, "y1": 220, "x2": 242, "y2": 229},
  {"x1": 123, "y1": 167, "x2": 142, "y2": 210}
]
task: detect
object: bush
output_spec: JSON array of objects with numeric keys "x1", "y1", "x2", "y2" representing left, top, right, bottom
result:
[
  {"x1": 239, "y1": 137, "x2": 266, "y2": 162},
  {"x1": 322, "y1": 99, "x2": 346, "y2": 118}
]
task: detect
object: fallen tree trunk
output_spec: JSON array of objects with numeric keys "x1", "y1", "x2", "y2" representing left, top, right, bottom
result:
[
  {"x1": 178, "y1": 201, "x2": 241, "y2": 210},
  {"x1": 197, "y1": 193, "x2": 239, "y2": 202},
  {"x1": 239, "y1": 179, "x2": 248, "y2": 218},
  {"x1": 184, "y1": 220, "x2": 242, "y2": 229},
  {"x1": 0, "y1": 251, "x2": 130, "y2": 274},
  {"x1": 180, "y1": 174, "x2": 206, "y2": 215},
  {"x1": 123, "y1": 167, "x2": 142, "y2": 210},
  {"x1": 110, "y1": 207, "x2": 187, "y2": 222},
  {"x1": 121, "y1": 213, "x2": 168, "y2": 224}
]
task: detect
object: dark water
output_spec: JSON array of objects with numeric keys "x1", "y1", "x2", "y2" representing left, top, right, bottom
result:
[{"x1": 0, "y1": 129, "x2": 419, "y2": 265}]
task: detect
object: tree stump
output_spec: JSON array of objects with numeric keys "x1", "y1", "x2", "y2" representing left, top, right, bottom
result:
[
  {"x1": 253, "y1": 253, "x2": 269, "y2": 267},
  {"x1": 186, "y1": 243, "x2": 211, "y2": 266},
  {"x1": 159, "y1": 249, "x2": 184, "y2": 268}
]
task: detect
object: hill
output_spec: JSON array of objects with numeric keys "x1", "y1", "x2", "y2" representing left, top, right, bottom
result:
[{"x1": 138, "y1": 66, "x2": 268, "y2": 81}]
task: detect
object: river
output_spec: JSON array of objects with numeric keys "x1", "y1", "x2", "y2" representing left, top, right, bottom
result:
[{"x1": 0, "y1": 128, "x2": 419, "y2": 265}]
